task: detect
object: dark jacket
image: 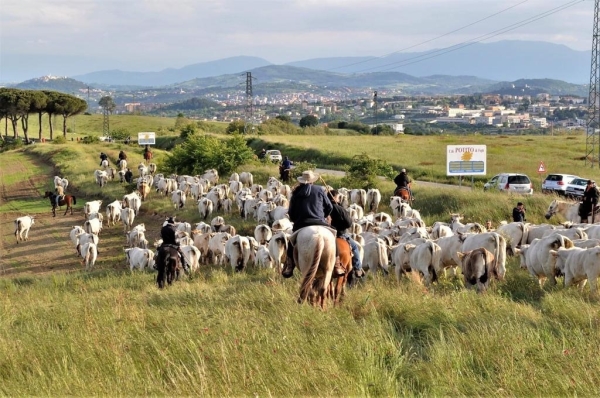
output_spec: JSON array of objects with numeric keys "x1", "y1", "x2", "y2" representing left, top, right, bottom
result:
[
  {"x1": 329, "y1": 202, "x2": 353, "y2": 236},
  {"x1": 124, "y1": 170, "x2": 133, "y2": 183},
  {"x1": 119, "y1": 151, "x2": 127, "y2": 160},
  {"x1": 281, "y1": 159, "x2": 292, "y2": 169},
  {"x1": 394, "y1": 172, "x2": 410, "y2": 188},
  {"x1": 289, "y1": 184, "x2": 333, "y2": 231},
  {"x1": 100, "y1": 153, "x2": 108, "y2": 161},
  {"x1": 160, "y1": 223, "x2": 178, "y2": 245},
  {"x1": 583, "y1": 185, "x2": 600, "y2": 206},
  {"x1": 512, "y1": 207, "x2": 526, "y2": 222}
]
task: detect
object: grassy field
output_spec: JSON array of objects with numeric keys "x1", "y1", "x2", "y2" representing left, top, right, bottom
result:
[{"x1": 2, "y1": 138, "x2": 600, "y2": 395}]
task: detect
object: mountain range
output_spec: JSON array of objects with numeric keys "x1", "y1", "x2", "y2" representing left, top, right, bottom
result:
[{"x1": 64, "y1": 41, "x2": 589, "y2": 87}]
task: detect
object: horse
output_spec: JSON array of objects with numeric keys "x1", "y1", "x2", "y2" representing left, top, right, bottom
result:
[
  {"x1": 155, "y1": 245, "x2": 182, "y2": 289},
  {"x1": 545, "y1": 199, "x2": 599, "y2": 223},
  {"x1": 329, "y1": 237, "x2": 354, "y2": 305},
  {"x1": 394, "y1": 186, "x2": 412, "y2": 204},
  {"x1": 101, "y1": 159, "x2": 109, "y2": 169},
  {"x1": 279, "y1": 167, "x2": 290, "y2": 183},
  {"x1": 143, "y1": 150, "x2": 153, "y2": 164},
  {"x1": 118, "y1": 159, "x2": 127, "y2": 171},
  {"x1": 293, "y1": 225, "x2": 336, "y2": 309},
  {"x1": 44, "y1": 191, "x2": 76, "y2": 217}
]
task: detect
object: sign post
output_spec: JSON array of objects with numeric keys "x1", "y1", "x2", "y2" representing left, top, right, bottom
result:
[
  {"x1": 538, "y1": 161, "x2": 546, "y2": 191},
  {"x1": 446, "y1": 145, "x2": 487, "y2": 189},
  {"x1": 138, "y1": 132, "x2": 156, "y2": 146}
]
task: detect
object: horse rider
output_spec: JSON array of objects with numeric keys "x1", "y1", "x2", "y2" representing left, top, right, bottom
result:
[
  {"x1": 512, "y1": 202, "x2": 526, "y2": 223},
  {"x1": 124, "y1": 168, "x2": 134, "y2": 184},
  {"x1": 327, "y1": 189, "x2": 365, "y2": 279},
  {"x1": 118, "y1": 150, "x2": 127, "y2": 169},
  {"x1": 159, "y1": 217, "x2": 189, "y2": 272},
  {"x1": 54, "y1": 185, "x2": 65, "y2": 207},
  {"x1": 258, "y1": 148, "x2": 266, "y2": 159},
  {"x1": 143, "y1": 145, "x2": 153, "y2": 163},
  {"x1": 282, "y1": 170, "x2": 345, "y2": 279},
  {"x1": 99, "y1": 152, "x2": 108, "y2": 167},
  {"x1": 279, "y1": 156, "x2": 292, "y2": 181},
  {"x1": 394, "y1": 168, "x2": 414, "y2": 200},
  {"x1": 580, "y1": 180, "x2": 600, "y2": 222}
]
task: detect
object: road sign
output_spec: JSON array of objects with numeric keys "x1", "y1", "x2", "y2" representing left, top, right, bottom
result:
[
  {"x1": 538, "y1": 161, "x2": 546, "y2": 173},
  {"x1": 138, "y1": 132, "x2": 155, "y2": 145},
  {"x1": 446, "y1": 145, "x2": 486, "y2": 176}
]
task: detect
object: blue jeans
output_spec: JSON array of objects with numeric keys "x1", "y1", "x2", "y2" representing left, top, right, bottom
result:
[{"x1": 341, "y1": 234, "x2": 362, "y2": 271}]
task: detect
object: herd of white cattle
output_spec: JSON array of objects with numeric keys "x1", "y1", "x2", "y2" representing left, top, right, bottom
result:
[{"x1": 11, "y1": 164, "x2": 600, "y2": 295}]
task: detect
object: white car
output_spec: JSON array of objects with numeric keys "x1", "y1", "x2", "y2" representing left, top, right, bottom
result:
[
  {"x1": 484, "y1": 173, "x2": 534, "y2": 195},
  {"x1": 542, "y1": 173, "x2": 579, "y2": 196},
  {"x1": 266, "y1": 150, "x2": 282, "y2": 162}
]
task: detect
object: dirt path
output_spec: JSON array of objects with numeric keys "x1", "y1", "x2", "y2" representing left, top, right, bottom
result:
[{"x1": 0, "y1": 155, "x2": 166, "y2": 277}]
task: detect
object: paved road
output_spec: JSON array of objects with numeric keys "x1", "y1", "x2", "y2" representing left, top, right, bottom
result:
[{"x1": 315, "y1": 168, "x2": 472, "y2": 191}]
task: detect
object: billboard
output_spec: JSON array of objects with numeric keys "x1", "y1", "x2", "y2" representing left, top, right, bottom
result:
[
  {"x1": 138, "y1": 132, "x2": 155, "y2": 145},
  {"x1": 446, "y1": 145, "x2": 486, "y2": 176}
]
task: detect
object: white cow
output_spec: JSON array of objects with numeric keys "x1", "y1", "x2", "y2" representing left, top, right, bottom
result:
[
  {"x1": 239, "y1": 172, "x2": 254, "y2": 187},
  {"x1": 171, "y1": 190, "x2": 186, "y2": 209},
  {"x1": 363, "y1": 238, "x2": 390, "y2": 276},
  {"x1": 225, "y1": 235, "x2": 252, "y2": 272},
  {"x1": 230, "y1": 172, "x2": 240, "y2": 182},
  {"x1": 462, "y1": 232, "x2": 507, "y2": 281},
  {"x1": 124, "y1": 247, "x2": 155, "y2": 271},
  {"x1": 350, "y1": 189, "x2": 367, "y2": 208},
  {"x1": 83, "y1": 217, "x2": 103, "y2": 235},
  {"x1": 138, "y1": 163, "x2": 148, "y2": 177},
  {"x1": 194, "y1": 221, "x2": 212, "y2": 234},
  {"x1": 202, "y1": 169, "x2": 219, "y2": 185},
  {"x1": 197, "y1": 197, "x2": 214, "y2": 220},
  {"x1": 256, "y1": 245, "x2": 274, "y2": 268},
  {"x1": 69, "y1": 225, "x2": 85, "y2": 247},
  {"x1": 272, "y1": 218, "x2": 293, "y2": 233},
  {"x1": 14, "y1": 215, "x2": 34, "y2": 243},
  {"x1": 408, "y1": 240, "x2": 443, "y2": 286},
  {"x1": 516, "y1": 233, "x2": 574, "y2": 287},
  {"x1": 256, "y1": 201, "x2": 277, "y2": 224},
  {"x1": 76, "y1": 232, "x2": 99, "y2": 256},
  {"x1": 526, "y1": 224, "x2": 556, "y2": 244},
  {"x1": 268, "y1": 231, "x2": 289, "y2": 270},
  {"x1": 431, "y1": 222, "x2": 453, "y2": 240},
  {"x1": 94, "y1": 170, "x2": 108, "y2": 187},
  {"x1": 254, "y1": 224, "x2": 273, "y2": 245},
  {"x1": 457, "y1": 247, "x2": 499, "y2": 293},
  {"x1": 550, "y1": 247, "x2": 600, "y2": 294},
  {"x1": 222, "y1": 198, "x2": 233, "y2": 214},
  {"x1": 208, "y1": 232, "x2": 231, "y2": 265},
  {"x1": 366, "y1": 188, "x2": 382, "y2": 213},
  {"x1": 80, "y1": 242, "x2": 98, "y2": 271},
  {"x1": 126, "y1": 224, "x2": 147, "y2": 248},
  {"x1": 120, "y1": 207, "x2": 136, "y2": 232},
  {"x1": 348, "y1": 204, "x2": 364, "y2": 221},
  {"x1": 106, "y1": 200, "x2": 122, "y2": 227},
  {"x1": 211, "y1": 216, "x2": 225, "y2": 232},
  {"x1": 192, "y1": 232, "x2": 214, "y2": 263},
  {"x1": 181, "y1": 244, "x2": 201, "y2": 272},
  {"x1": 84, "y1": 200, "x2": 103, "y2": 220},
  {"x1": 497, "y1": 222, "x2": 529, "y2": 255},
  {"x1": 542, "y1": 227, "x2": 588, "y2": 241},
  {"x1": 122, "y1": 192, "x2": 142, "y2": 215}
]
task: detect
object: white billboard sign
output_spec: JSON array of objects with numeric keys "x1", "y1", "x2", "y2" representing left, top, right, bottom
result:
[
  {"x1": 138, "y1": 132, "x2": 156, "y2": 145},
  {"x1": 446, "y1": 145, "x2": 486, "y2": 176}
]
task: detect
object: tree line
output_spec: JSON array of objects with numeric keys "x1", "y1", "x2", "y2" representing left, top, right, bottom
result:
[{"x1": 0, "y1": 88, "x2": 87, "y2": 142}]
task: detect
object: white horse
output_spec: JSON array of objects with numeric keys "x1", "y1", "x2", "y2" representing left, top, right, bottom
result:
[
  {"x1": 545, "y1": 199, "x2": 594, "y2": 223},
  {"x1": 118, "y1": 159, "x2": 128, "y2": 172},
  {"x1": 292, "y1": 226, "x2": 336, "y2": 309},
  {"x1": 101, "y1": 159, "x2": 109, "y2": 169}
]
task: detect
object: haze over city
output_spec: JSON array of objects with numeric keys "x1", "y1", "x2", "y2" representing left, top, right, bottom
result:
[{"x1": 0, "y1": 0, "x2": 594, "y2": 82}]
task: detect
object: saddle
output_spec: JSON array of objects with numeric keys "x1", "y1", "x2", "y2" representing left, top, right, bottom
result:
[{"x1": 55, "y1": 195, "x2": 64, "y2": 206}]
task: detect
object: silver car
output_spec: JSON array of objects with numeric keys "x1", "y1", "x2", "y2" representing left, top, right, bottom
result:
[
  {"x1": 484, "y1": 173, "x2": 534, "y2": 195},
  {"x1": 542, "y1": 174, "x2": 579, "y2": 195},
  {"x1": 565, "y1": 177, "x2": 588, "y2": 199}
]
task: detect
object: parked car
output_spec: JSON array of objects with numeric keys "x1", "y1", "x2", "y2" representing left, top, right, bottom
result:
[
  {"x1": 265, "y1": 149, "x2": 282, "y2": 162},
  {"x1": 542, "y1": 173, "x2": 579, "y2": 195},
  {"x1": 565, "y1": 177, "x2": 589, "y2": 199},
  {"x1": 484, "y1": 173, "x2": 534, "y2": 195}
]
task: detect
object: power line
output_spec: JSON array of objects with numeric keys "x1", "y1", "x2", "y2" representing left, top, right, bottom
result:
[
  {"x1": 355, "y1": 0, "x2": 586, "y2": 74},
  {"x1": 329, "y1": 0, "x2": 530, "y2": 72}
]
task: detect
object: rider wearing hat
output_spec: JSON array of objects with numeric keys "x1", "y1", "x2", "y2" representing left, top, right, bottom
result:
[
  {"x1": 580, "y1": 180, "x2": 600, "y2": 222},
  {"x1": 282, "y1": 170, "x2": 344, "y2": 278},
  {"x1": 99, "y1": 152, "x2": 108, "y2": 166},
  {"x1": 394, "y1": 168, "x2": 413, "y2": 200},
  {"x1": 159, "y1": 217, "x2": 189, "y2": 272}
]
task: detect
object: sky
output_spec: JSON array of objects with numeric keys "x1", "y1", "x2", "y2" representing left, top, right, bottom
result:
[{"x1": 0, "y1": 0, "x2": 594, "y2": 81}]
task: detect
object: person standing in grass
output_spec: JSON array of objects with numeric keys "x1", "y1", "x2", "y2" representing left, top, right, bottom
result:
[{"x1": 512, "y1": 202, "x2": 526, "y2": 222}]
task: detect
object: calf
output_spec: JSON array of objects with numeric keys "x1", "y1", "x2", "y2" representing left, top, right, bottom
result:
[
  {"x1": 256, "y1": 245, "x2": 273, "y2": 268},
  {"x1": 14, "y1": 215, "x2": 34, "y2": 243},
  {"x1": 457, "y1": 247, "x2": 498, "y2": 293},
  {"x1": 254, "y1": 224, "x2": 272, "y2": 245},
  {"x1": 124, "y1": 247, "x2": 155, "y2": 271}
]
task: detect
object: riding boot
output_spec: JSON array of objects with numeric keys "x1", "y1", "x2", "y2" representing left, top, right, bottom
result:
[
  {"x1": 332, "y1": 257, "x2": 346, "y2": 278},
  {"x1": 282, "y1": 244, "x2": 295, "y2": 278},
  {"x1": 176, "y1": 247, "x2": 190, "y2": 273}
]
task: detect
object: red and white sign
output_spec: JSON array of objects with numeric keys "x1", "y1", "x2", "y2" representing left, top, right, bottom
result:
[{"x1": 538, "y1": 161, "x2": 546, "y2": 173}]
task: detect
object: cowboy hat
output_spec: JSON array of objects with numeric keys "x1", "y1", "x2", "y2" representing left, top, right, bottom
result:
[{"x1": 297, "y1": 170, "x2": 319, "y2": 184}]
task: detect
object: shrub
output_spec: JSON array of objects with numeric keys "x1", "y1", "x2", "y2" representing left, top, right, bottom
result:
[
  {"x1": 180, "y1": 123, "x2": 198, "y2": 140},
  {"x1": 341, "y1": 153, "x2": 394, "y2": 190},
  {"x1": 289, "y1": 161, "x2": 317, "y2": 181},
  {"x1": 0, "y1": 137, "x2": 24, "y2": 152},
  {"x1": 53, "y1": 136, "x2": 67, "y2": 144},
  {"x1": 81, "y1": 136, "x2": 100, "y2": 144},
  {"x1": 110, "y1": 128, "x2": 129, "y2": 141},
  {"x1": 299, "y1": 115, "x2": 319, "y2": 128}
]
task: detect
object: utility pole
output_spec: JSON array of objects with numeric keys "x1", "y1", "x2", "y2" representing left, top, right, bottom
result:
[
  {"x1": 87, "y1": 86, "x2": 90, "y2": 113},
  {"x1": 103, "y1": 108, "x2": 110, "y2": 137},
  {"x1": 586, "y1": 0, "x2": 600, "y2": 167},
  {"x1": 244, "y1": 72, "x2": 254, "y2": 134},
  {"x1": 373, "y1": 91, "x2": 378, "y2": 135}
]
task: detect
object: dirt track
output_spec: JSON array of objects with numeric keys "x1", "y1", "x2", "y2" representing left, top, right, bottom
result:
[{"x1": 0, "y1": 156, "x2": 165, "y2": 277}]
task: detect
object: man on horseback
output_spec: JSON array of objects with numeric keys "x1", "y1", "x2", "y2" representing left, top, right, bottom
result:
[
  {"x1": 394, "y1": 168, "x2": 414, "y2": 201},
  {"x1": 118, "y1": 150, "x2": 127, "y2": 170},
  {"x1": 579, "y1": 180, "x2": 600, "y2": 222},
  {"x1": 158, "y1": 217, "x2": 189, "y2": 272},
  {"x1": 282, "y1": 170, "x2": 345, "y2": 279},
  {"x1": 328, "y1": 189, "x2": 365, "y2": 279},
  {"x1": 143, "y1": 145, "x2": 153, "y2": 164},
  {"x1": 279, "y1": 156, "x2": 292, "y2": 182},
  {"x1": 99, "y1": 152, "x2": 108, "y2": 167},
  {"x1": 54, "y1": 185, "x2": 65, "y2": 207}
]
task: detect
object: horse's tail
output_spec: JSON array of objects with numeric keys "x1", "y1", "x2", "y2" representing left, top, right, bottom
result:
[
  {"x1": 299, "y1": 233, "x2": 324, "y2": 304},
  {"x1": 72, "y1": 196, "x2": 77, "y2": 205}
]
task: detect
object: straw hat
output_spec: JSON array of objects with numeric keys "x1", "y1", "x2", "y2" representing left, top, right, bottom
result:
[{"x1": 297, "y1": 170, "x2": 319, "y2": 184}]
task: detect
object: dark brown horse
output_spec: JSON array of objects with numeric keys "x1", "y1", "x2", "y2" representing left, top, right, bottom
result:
[
  {"x1": 44, "y1": 191, "x2": 76, "y2": 217},
  {"x1": 156, "y1": 245, "x2": 182, "y2": 289}
]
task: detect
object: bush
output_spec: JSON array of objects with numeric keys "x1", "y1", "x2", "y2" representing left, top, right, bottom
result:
[
  {"x1": 81, "y1": 136, "x2": 100, "y2": 144},
  {"x1": 180, "y1": 123, "x2": 198, "y2": 140},
  {"x1": 289, "y1": 161, "x2": 317, "y2": 181},
  {"x1": 110, "y1": 128, "x2": 129, "y2": 141},
  {"x1": 53, "y1": 136, "x2": 67, "y2": 144},
  {"x1": 341, "y1": 153, "x2": 395, "y2": 190},
  {"x1": 226, "y1": 120, "x2": 246, "y2": 135},
  {"x1": 164, "y1": 133, "x2": 254, "y2": 176},
  {"x1": 299, "y1": 115, "x2": 319, "y2": 128},
  {"x1": 0, "y1": 137, "x2": 24, "y2": 152}
]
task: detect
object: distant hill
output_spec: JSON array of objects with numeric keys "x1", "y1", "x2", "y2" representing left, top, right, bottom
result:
[
  {"x1": 158, "y1": 97, "x2": 220, "y2": 112},
  {"x1": 483, "y1": 79, "x2": 588, "y2": 97},
  {"x1": 286, "y1": 41, "x2": 590, "y2": 84},
  {"x1": 13, "y1": 76, "x2": 90, "y2": 92},
  {"x1": 73, "y1": 56, "x2": 272, "y2": 87}
]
